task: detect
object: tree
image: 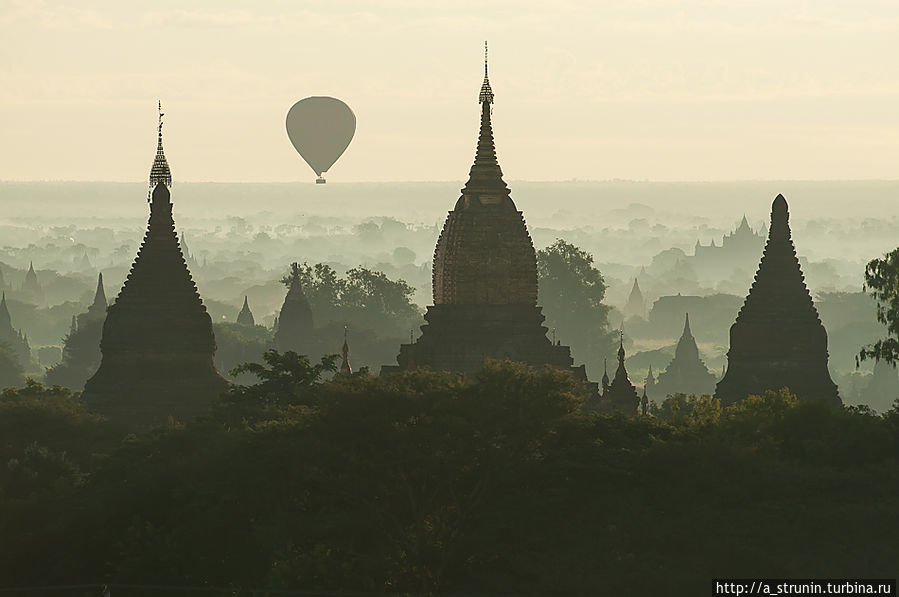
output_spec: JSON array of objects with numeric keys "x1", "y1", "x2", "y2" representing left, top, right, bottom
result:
[
  {"x1": 284, "y1": 261, "x2": 421, "y2": 340},
  {"x1": 537, "y1": 239, "x2": 617, "y2": 377},
  {"x1": 859, "y1": 248, "x2": 899, "y2": 365}
]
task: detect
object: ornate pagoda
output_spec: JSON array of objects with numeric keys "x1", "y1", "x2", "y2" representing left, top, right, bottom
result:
[
  {"x1": 83, "y1": 104, "x2": 228, "y2": 424},
  {"x1": 381, "y1": 44, "x2": 591, "y2": 389},
  {"x1": 654, "y1": 314, "x2": 717, "y2": 398},
  {"x1": 715, "y1": 195, "x2": 840, "y2": 406}
]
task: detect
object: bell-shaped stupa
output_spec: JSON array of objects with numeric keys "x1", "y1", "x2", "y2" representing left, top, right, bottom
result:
[{"x1": 382, "y1": 44, "x2": 591, "y2": 388}]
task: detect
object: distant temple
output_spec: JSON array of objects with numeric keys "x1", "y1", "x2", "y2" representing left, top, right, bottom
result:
[
  {"x1": 689, "y1": 215, "x2": 766, "y2": 284},
  {"x1": 274, "y1": 263, "x2": 314, "y2": 354},
  {"x1": 20, "y1": 262, "x2": 44, "y2": 306},
  {"x1": 83, "y1": 104, "x2": 227, "y2": 425},
  {"x1": 46, "y1": 273, "x2": 108, "y2": 390},
  {"x1": 652, "y1": 314, "x2": 717, "y2": 399},
  {"x1": 0, "y1": 292, "x2": 31, "y2": 367},
  {"x1": 715, "y1": 195, "x2": 840, "y2": 406},
  {"x1": 589, "y1": 334, "x2": 639, "y2": 415},
  {"x1": 339, "y1": 326, "x2": 352, "y2": 376},
  {"x1": 237, "y1": 296, "x2": 255, "y2": 326},
  {"x1": 381, "y1": 44, "x2": 592, "y2": 391},
  {"x1": 624, "y1": 278, "x2": 645, "y2": 320}
]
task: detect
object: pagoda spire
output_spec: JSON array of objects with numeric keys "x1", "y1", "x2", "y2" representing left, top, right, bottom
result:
[
  {"x1": 149, "y1": 100, "x2": 172, "y2": 200},
  {"x1": 458, "y1": 41, "x2": 511, "y2": 209},
  {"x1": 86, "y1": 272, "x2": 107, "y2": 320},
  {"x1": 601, "y1": 357, "x2": 610, "y2": 393},
  {"x1": 237, "y1": 295, "x2": 255, "y2": 327},
  {"x1": 339, "y1": 325, "x2": 352, "y2": 376}
]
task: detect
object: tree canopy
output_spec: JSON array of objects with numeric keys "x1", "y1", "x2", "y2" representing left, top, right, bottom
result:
[{"x1": 537, "y1": 239, "x2": 617, "y2": 376}]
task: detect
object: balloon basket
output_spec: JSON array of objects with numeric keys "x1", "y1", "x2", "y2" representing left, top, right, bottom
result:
[{"x1": 315, "y1": 177, "x2": 326, "y2": 184}]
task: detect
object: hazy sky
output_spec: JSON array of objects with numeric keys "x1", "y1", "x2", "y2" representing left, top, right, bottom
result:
[{"x1": 2, "y1": 0, "x2": 899, "y2": 182}]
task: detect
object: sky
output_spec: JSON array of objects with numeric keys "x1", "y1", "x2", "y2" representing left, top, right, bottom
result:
[{"x1": 2, "y1": 0, "x2": 899, "y2": 183}]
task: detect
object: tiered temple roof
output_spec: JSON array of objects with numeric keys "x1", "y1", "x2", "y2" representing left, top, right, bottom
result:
[
  {"x1": 715, "y1": 195, "x2": 840, "y2": 406},
  {"x1": 382, "y1": 44, "x2": 593, "y2": 392},
  {"x1": 83, "y1": 105, "x2": 227, "y2": 424},
  {"x1": 653, "y1": 314, "x2": 717, "y2": 398}
]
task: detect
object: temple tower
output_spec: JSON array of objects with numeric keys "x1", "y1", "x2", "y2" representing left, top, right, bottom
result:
[
  {"x1": 593, "y1": 334, "x2": 639, "y2": 414},
  {"x1": 237, "y1": 296, "x2": 255, "y2": 326},
  {"x1": 654, "y1": 314, "x2": 717, "y2": 398},
  {"x1": 83, "y1": 104, "x2": 228, "y2": 424},
  {"x1": 339, "y1": 326, "x2": 352, "y2": 376},
  {"x1": 382, "y1": 43, "x2": 591, "y2": 389},
  {"x1": 715, "y1": 195, "x2": 840, "y2": 406},
  {"x1": 274, "y1": 262, "x2": 314, "y2": 354},
  {"x1": 21, "y1": 262, "x2": 44, "y2": 305},
  {"x1": 625, "y1": 278, "x2": 645, "y2": 320}
]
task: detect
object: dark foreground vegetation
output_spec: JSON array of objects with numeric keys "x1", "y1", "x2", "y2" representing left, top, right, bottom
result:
[{"x1": 1, "y1": 354, "x2": 898, "y2": 596}]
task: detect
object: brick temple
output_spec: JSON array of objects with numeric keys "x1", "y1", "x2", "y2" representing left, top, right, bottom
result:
[
  {"x1": 83, "y1": 104, "x2": 228, "y2": 424},
  {"x1": 382, "y1": 44, "x2": 591, "y2": 387},
  {"x1": 715, "y1": 194, "x2": 840, "y2": 406}
]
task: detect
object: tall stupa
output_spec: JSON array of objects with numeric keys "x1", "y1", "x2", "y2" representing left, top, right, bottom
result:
[
  {"x1": 382, "y1": 44, "x2": 592, "y2": 389},
  {"x1": 715, "y1": 195, "x2": 840, "y2": 406},
  {"x1": 83, "y1": 103, "x2": 228, "y2": 425}
]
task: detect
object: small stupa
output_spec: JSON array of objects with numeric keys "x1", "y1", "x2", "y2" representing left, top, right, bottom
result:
[
  {"x1": 237, "y1": 296, "x2": 255, "y2": 326},
  {"x1": 654, "y1": 314, "x2": 717, "y2": 398},
  {"x1": 274, "y1": 263, "x2": 314, "y2": 354}
]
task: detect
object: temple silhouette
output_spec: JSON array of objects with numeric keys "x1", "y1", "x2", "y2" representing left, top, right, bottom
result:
[
  {"x1": 45, "y1": 273, "x2": 108, "y2": 390},
  {"x1": 274, "y1": 263, "x2": 314, "y2": 354},
  {"x1": 237, "y1": 296, "x2": 255, "y2": 326},
  {"x1": 715, "y1": 195, "x2": 841, "y2": 406},
  {"x1": 589, "y1": 334, "x2": 639, "y2": 414},
  {"x1": 648, "y1": 313, "x2": 717, "y2": 399},
  {"x1": 83, "y1": 104, "x2": 228, "y2": 424},
  {"x1": 381, "y1": 44, "x2": 591, "y2": 389}
]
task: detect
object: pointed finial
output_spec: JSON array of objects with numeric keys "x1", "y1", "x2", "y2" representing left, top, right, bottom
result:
[
  {"x1": 683, "y1": 312, "x2": 691, "y2": 335},
  {"x1": 149, "y1": 100, "x2": 173, "y2": 198},
  {"x1": 479, "y1": 40, "x2": 494, "y2": 105}
]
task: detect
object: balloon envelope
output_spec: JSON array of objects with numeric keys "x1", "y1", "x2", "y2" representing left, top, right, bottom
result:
[{"x1": 286, "y1": 97, "x2": 356, "y2": 179}]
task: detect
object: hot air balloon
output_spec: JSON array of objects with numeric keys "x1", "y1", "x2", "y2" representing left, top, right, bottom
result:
[{"x1": 286, "y1": 96, "x2": 356, "y2": 184}]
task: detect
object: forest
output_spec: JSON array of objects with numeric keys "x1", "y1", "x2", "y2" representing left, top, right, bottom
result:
[{"x1": 1, "y1": 356, "x2": 897, "y2": 595}]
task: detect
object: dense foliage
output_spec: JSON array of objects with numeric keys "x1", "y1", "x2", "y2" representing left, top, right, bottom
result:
[
  {"x1": 860, "y1": 247, "x2": 899, "y2": 364},
  {"x1": 1, "y1": 364, "x2": 897, "y2": 595},
  {"x1": 537, "y1": 239, "x2": 618, "y2": 376},
  {"x1": 284, "y1": 262, "x2": 420, "y2": 336}
]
